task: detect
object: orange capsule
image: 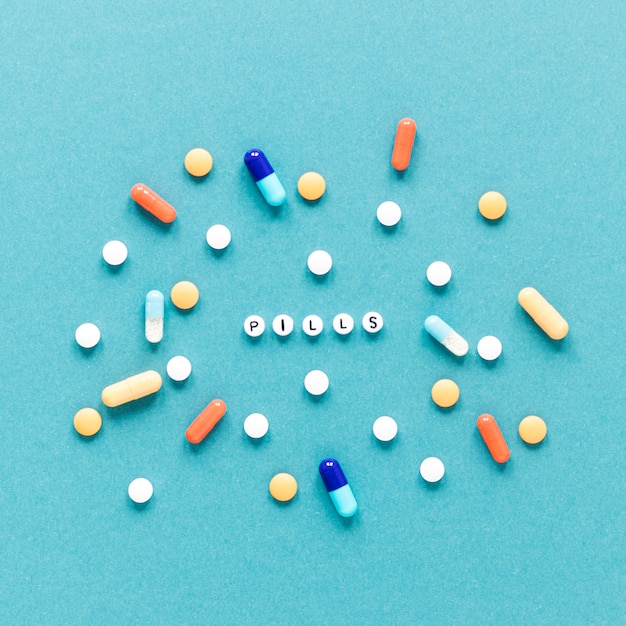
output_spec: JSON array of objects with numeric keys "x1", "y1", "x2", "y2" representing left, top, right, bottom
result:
[
  {"x1": 185, "y1": 399, "x2": 227, "y2": 444},
  {"x1": 391, "y1": 118, "x2": 417, "y2": 171},
  {"x1": 130, "y1": 183, "x2": 177, "y2": 223},
  {"x1": 476, "y1": 413, "x2": 510, "y2": 463}
]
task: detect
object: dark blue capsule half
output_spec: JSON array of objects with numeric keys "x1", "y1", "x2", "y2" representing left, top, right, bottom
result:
[
  {"x1": 319, "y1": 458, "x2": 348, "y2": 492},
  {"x1": 244, "y1": 149, "x2": 274, "y2": 182}
]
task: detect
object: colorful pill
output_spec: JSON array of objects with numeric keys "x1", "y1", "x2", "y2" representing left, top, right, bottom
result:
[
  {"x1": 518, "y1": 287, "x2": 569, "y2": 340},
  {"x1": 101, "y1": 370, "x2": 162, "y2": 407},
  {"x1": 319, "y1": 458, "x2": 357, "y2": 518},
  {"x1": 130, "y1": 184, "x2": 177, "y2": 223},
  {"x1": 391, "y1": 118, "x2": 417, "y2": 171},
  {"x1": 244, "y1": 149, "x2": 286, "y2": 206},
  {"x1": 424, "y1": 315, "x2": 469, "y2": 357},
  {"x1": 185, "y1": 399, "x2": 227, "y2": 444},
  {"x1": 476, "y1": 413, "x2": 510, "y2": 463},
  {"x1": 145, "y1": 290, "x2": 164, "y2": 343}
]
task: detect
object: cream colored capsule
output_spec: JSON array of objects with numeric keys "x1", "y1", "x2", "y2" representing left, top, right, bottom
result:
[
  {"x1": 518, "y1": 287, "x2": 568, "y2": 340},
  {"x1": 102, "y1": 370, "x2": 162, "y2": 407}
]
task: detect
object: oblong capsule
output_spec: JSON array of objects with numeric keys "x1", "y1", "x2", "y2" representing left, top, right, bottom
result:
[
  {"x1": 185, "y1": 399, "x2": 227, "y2": 444},
  {"x1": 102, "y1": 370, "x2": 162, "y2": 407},
  {"x1": 145, "y1": 290, "x2": 164, "y2": 344},
  {"x1": 391, "y1": 117, "x2": 417, "y2": 171},
  {"x1": 244, "y1": 149, "x2": 286, "y2": 206},
  {"x1": 518, "y1": 287, "x2": 568, "y2": 340},
  {"x1": 424, "y1": 315, "x2": 469, "y2": 357},
  {"x1": 476, "y1": 413, "x2": 510, "y2": 463},
  {"x1": 319, "y1": 458, "x2": 358, "y2": 518},
  {"x1": 130, "y1": 183, "x2": 177, "y2": 223}
]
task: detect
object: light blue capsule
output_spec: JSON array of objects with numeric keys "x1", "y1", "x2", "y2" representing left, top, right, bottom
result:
[
  {"x1": 145, "y1": 290, "x2": 164, "y2": 344},
  {"x1": 329, "y1": 484, "x2": 358, "y2": 518},
  {"x1": 424, "y1": 315, "x2": 468, "y2": 356},
  {"x1": 256, "y1": 173, "x2": 286, "y2": 207}
]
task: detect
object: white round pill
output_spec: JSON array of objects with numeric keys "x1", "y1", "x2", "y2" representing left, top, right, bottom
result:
[
  {"x1": 332, "y1": 313, "x2": 354, "y2": 336},
  {"x1": 304, "y1": 369, "x2": 329, "y2": 396},
  {"x1": 272, "y1": 314, "x2": 294, "y2": 337},
  {"x1": 166, "y1": 355, "x2": 192, "y2": 381},
  {"x1": 102, "y1": 240, "x2": 128, "y2": 266},
  {"x1": 244, "y1": 315, "x2": 265, "y2": 337},
  {"x1": 206, "y1": 224, "x2": 231, "y2": 250},
  {"x1": 376, "y1": 201, "x2": 402, "y2": 227},
  {"x1": 426, "y1": 261, "x2": 452, "y2": 287},
  {"x1": 477, "y1": 335, "x2": 502, "y2": 361},
  {"x1": 75, "y1": 323, "x2": 101, "y2": 349},
  {"x1": 307, "y1": 250, "x2": 333, "y2": 276},
  {"x1": 362, "y1": 311, "x2": 384, "y2": 334},
  {"x1": 373, "y1": 415, "x2": 398, "y2": 442},
  {"x1": 419, "y1": 457, "x2": 445, "y2": 483},
  {"x1": 302, "y1": 314, "x2": 324, "y2": 337},
  {"x1": 244, "y1": 413, "x2": 269, "y2": 439},
  {"x1": 128, "y1": 477, "x2": 153, "y2": 504}
]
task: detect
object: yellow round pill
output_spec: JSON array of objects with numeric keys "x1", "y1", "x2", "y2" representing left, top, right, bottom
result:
[
  {"x1": 431, "y1": 379, "x2": 460, "y2": 408},
  {"x1": 73, "y1": 408, "x2": 102, "y2": 437},
  {"x1": 297, "y1": 172, "x2": 326, "y2": 201},
  {"x1": 518, "y1": 415, "x2": 547, "y2": 444},
  {"x1": 184, "y1": 148, "x2": 213, "y2": 177},
  {"x1": 478, "y1": 191, "x2": 507, "y2": 220},
  {"x1": 269, "y1": 473, "x2": 298, "y2": 502},
  {"x1": 171, "y1": 281, "x2": 199, "y2": 310}
]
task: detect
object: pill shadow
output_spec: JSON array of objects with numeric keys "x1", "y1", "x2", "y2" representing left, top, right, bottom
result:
[
  {"x1": 102, "y1": 259, "x2": 125, "y2": 274},
  {"x1": 244, "y1": 331, "x2": 265, "y2": 345},
  {"x1": 419, "y1": 477, "x2": 445, "y2": 491},
  {"x1": 128, "y1": 499, "x2": 152, "y2": 513},
  {"x1": 516, "y1": 309, "x2": 570, "y2": 352},
  {"x1": 103, "y1": 393, "x2": 159, "y2": 419},
  {"x1": 128, "y1": 198, "x2": 176, "y2": 230},
  {"x1": 243, "y1": 432, "x2": 269, "y2": 447},
  {"x1": 376, "y1": 220, "x2": 401, "y2": 236},
  {"x1": 267, "y1": 492, "x2": 298, "y2": 507},
  {"x1": 476, "y1": 211, "x2": 506, "y2": 226},
  {"x1": 303, "y1": 388, "x2": 329, "y2": 404},
  {"x1": 333, "y1": 332, "x2": 353, "y2": 344},
  {"x1": 74, "y1": 343, "x2": 100, "y2": 358},
  {"x1": 361, "y1": 328, "x2": 384, "y2": 341},
  {"x1": 206, "y1": 246, "x2": 229, "y2": 259},
  {"x1": 373, "y1": 436, "x2": 397, "y2": 450},
  {"x1": 172, "y1": 301, "x2": 200, "y2": 317},
  {"x1": 478, "y1": 356, "x2": 500, "y2": 370},
  {"x1": 426, "y1": 283, "x2": 450, "y2": 295},
  {"x1": 184, "y1": 167, "x2": 211, "y2": 183},
  {"x1": 307, "y1": 271, "x2": 334, "y2": 286},
  {"x1": 473, "y1": 429, "x2": 511, "y2": 473}
]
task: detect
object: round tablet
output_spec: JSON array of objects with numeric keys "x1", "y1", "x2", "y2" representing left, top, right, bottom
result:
[
  {"x1": 128, "y1": 477, "x2": 153, "y2": 504},
  {"x1": 171, "y1": 281, "x2": 199, "y2": 310},
  {"x1": 302, "y1": 314, "x2": 323, "y2": 337},
  {"x1": 269, "y1": 473, "x2": 298, "y2": 502},
  {"x1": 420, "y1": 457, "x2": 445, "y2": 483},
  {"x1": 184, "y1": 148, "x2": 213, "y2": 177},
  {"x1": 376, "y1": 201, "x2": 402, "y2": 227},
  {"x1": 362, "y1": 311, "x2": 384, "y2": 334},
  {"x1": 244, "y1": 413, "x2": 269, "y2": 439},
  {"x1": 431, "y1": 379, "x2": 460, "y2": 408},
  {"x1": 297, "y1": 172, "x2": 326, "y2": 201},
  {"x1": 426, "y1": 261, "x2": 452, "y2": 287},
  {"x1": 206, "y1": 224, "x2": 231, "y2": 250},
  {"x1": 75, "y1": 323, "x2": 101, "y2": 349},
  {"x1": 518, "y1": 415, "x2": 547, "y2": 444},
  {"x1": 307, "y1": 250, "x2": 332, "y2": 276},
  {"x1": 166, "y1": 355, "x2": 192, "y2": 382},
  {"x1": 372, "y1": 415, "x2": 398, "y2": 442},
  {"x1": 332, "y1": 313, "x2": 354, "y2": 336},
  {"x1": 73, "y1": 408, "x2": 102, "y2": 437},
  {"x1": 272, "y1": 314, "x2": 294, "y2": 337},
  {"x1": 244, "y1": 315, "x2": 265, "y2": 337},
  {"x1": 304, "y1": 369, "x2": 329, "y2": 396},
  {"x1": 102, "y1": 240, "x2": 128, "y2": 266},
  {"x1": 478, "y1": 191, "x2": 507, "y2": 220},
  {"x1": 477, "y1": 335, "x2": 502, "y2": 361}
]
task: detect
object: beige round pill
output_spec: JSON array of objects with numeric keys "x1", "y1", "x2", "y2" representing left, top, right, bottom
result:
[
  {"x1": 184, "y1": 148, "x2": 213, "y2": 177},
  {"x1": 518, "y1": 415, "x2": 547, "y2": 444},
  {"x1": 74, "y1": 408, "x2": 102, "y2": 437},
  {"x1": 297, "y1": 172, "x2": 326, "y2": 201},
  {"x1": 478, "y1": 191, "x2": 507, "y2": 220},
  {"x1": 431, "y1": 379, "x2": 460, "y2": 408},
  {"x1": 269, "y1": 473, "x2": 298, "y2": 502},
  {"x1": 171, "y1": 281, "x2": 199, "y2": 310}
]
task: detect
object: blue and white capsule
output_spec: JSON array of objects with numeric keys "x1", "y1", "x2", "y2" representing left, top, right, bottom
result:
[
  {"x1": 424, "y1": 315, "x2": 468, "y2": 357},
  {"x1": 145, "y1": 290, "x2": 164, "y2": 344},
  {"x1": 244, "y1": 149, "x2": 286, "y2": 207},
  {"x1": 319, "y1": 458, "x2": 358, "y2": 518}
]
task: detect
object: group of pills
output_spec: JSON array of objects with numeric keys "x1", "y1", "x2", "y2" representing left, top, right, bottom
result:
[{"x1": 72, "y1": 118, "x2": 568, "y2": 513}]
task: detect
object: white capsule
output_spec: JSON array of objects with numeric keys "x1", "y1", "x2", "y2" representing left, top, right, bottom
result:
[
  {"x1": 244, "y1": 315, "x2": 265, "y2": 337},
  {"x1": 302, "y1": 314, "x2": 324, "y2": 337},
  {"x1": 272, "y1": 314, "x2": 294, "y2": 337},
  {"x1": 362, "y1": 311, "x2": 384, "y2": 334},
  {"x1": 332, "y1": 313, "x2": 354, "y2": 335}
]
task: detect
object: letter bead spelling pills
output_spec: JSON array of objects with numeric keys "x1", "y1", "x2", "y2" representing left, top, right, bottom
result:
[
  {"x1": 101, "y1": 370, "x2": 162, "y2": 407},
  {"x1": 333, "y1": 313, "x2": 354, "y2": 336},
  {"x1": 477, "y1": 413, "x2": 510, "y2": 463},
  {"x1": 391, "y1": 117, "x2": 417, "y2": 171},
  {"x1": 302, "y1": 315, "x2": 323, "y2": 337},
  {"x1": 319, "y1": 458, "x2": 358, "y2": 517},
  {"x1": 130, "y1": 184, "x2": 177, "y2": 223},
  {"x1": 362, "y1": 312, "x2": 383, "y2": 333},
  {"x1": 185, "y1": 399, "x2": 227, "y2": 444},
  {"x1": 244, "y1": 315, "x2": 265, "y2": 337},
  {"x1": 518, "y1": 287, "x2": 569, "y2": 340},
  {"x1": 244, "y1": 149, "x2": 286, "y2": 206},
  {"x1": 272, "y1": 314, "x2": 294, "y2": 337}
]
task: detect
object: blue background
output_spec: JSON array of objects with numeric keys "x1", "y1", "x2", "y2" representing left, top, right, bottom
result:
[{"x1": 1, "y1": 1, "x2": 624, "y2": 624}]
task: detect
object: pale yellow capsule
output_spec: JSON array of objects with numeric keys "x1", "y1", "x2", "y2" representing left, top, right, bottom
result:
[
  {"x1": 102, "y1": 370, "x2": 162, "y2": 407},
  {"x1": 518, "y1": 287, "x2": 568, "y2": 340}
]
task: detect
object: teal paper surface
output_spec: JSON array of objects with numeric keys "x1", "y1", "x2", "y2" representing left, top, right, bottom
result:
[{"x1": 0, "y1": 1, "x2": 624, "y2": 624}]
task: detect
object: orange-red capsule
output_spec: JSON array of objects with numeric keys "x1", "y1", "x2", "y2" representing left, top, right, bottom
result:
[
  {"x1": 391, "y1": 118, "x2": 417, "y2": 171},
  {"x1": 130, "y1": 183, "x2": 177, "y2": 223},
  {"x1": 185, "y1": 399, "x2": 227, "y2": 444},
  {"x1": 476, "y1": 413, "x2": 510, "y2": 463}
]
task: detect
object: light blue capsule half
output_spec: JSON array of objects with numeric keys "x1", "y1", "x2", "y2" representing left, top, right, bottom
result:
[
  {"x1": 424, "y1": 315, "x2": 468, "y2": 357},
  {"x1": 329, "y1": 484, "x2": 358, "y2": 518},
  {"x1": 257, "y1": 173, "x2": 286, "y2": 207}
]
